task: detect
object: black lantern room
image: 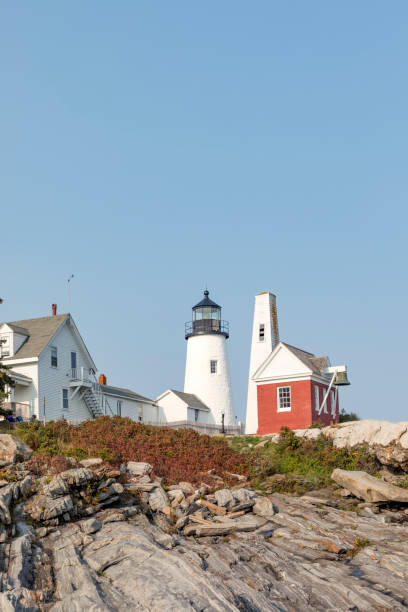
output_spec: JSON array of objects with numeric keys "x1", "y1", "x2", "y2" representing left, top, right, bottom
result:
[{"x1": 185, "y1": 290, "x2": 229, "y2": 339}]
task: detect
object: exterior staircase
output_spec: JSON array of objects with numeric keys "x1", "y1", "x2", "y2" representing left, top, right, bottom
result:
[
  {"x1": 81, "y1": 386, "x2": 104, "y2": 418},
  {"x1": 69, "y1": 368, "x2": 105, "y2": 419}
]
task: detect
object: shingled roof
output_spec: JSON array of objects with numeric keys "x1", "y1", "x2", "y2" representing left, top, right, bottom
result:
[
  {"x1": 101, "y1": 384, "x2": 155, "y2": 404},
  {"x1": 281, "y1": 343, "x2": 328, "y2": 375},
  {"x1": 1, "y1": 314, "x2": 69, "y2": 360},
  {"x1": 170, "y1": 390, "x2": 210, "y2": 411}
]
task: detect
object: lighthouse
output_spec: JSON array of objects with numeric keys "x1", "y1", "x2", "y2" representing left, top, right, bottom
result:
[{"x1": 184, "y1": 290, "x2": 234, "y2": 426}]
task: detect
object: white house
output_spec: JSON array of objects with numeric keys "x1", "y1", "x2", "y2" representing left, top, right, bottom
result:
[
  {"x1": 0, "y1": 306, "x2": 157, "y2": 423},
  {"x1": 156, "y1": 389, "x2": 211, "y2": 424}
]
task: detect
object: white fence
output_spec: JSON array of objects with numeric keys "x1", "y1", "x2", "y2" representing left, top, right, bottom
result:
[{"x1": 142, "y1": 420, "x2": 245, "y2": 436}]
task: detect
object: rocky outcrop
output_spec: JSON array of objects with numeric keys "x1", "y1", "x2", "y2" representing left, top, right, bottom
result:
[
  {"x1": 1, "y1": 443, "x2": 408, "y2": 609},
  {"x1": 0, "y1": 434, "x2": 33, "y2": 466},
  {"x1": 332, "y1": 468, "x2": 408, "y2": 502},
  {"x1": 324, "y1": 420, "x2": 408, "y2": 469},
  {"x1": 264, "y1": 420, "x2": 408, "y2": 471},
  {"x1": 3, "y1": 487, "x2": 408, "y2": 610}
]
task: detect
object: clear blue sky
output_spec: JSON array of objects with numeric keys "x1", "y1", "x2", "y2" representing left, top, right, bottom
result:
[{"x1": 1, "y1": 2, "x2": 407, "y2": 422}]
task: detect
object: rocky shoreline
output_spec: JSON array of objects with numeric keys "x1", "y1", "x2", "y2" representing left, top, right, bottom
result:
[{"x1": 0, "y1": 428, "x2": 408, "y2": 610}]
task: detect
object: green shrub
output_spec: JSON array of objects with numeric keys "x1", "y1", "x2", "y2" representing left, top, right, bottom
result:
[{"x1": 250, "y1": 427, "x2": 379, "y2": 492}]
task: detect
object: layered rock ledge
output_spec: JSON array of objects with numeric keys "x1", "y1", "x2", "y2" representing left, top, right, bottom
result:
[{"x1": 0, "y1": 433, "x2": 407, "y2": 610}]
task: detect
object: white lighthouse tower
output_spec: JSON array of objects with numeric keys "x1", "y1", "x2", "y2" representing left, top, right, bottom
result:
[
  {"x1": 245, "y1": 292, "x2": 280, "y2": 434},
  {"x1": 184, "y1": 290, "x2": 234, "y2": 426}
]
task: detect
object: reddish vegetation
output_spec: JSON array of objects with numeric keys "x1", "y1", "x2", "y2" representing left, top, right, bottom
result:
[{"x1": 20, "y1": 417, "x2": 249, "y2": 485}]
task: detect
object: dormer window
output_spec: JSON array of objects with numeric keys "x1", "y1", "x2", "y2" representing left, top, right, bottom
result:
[{"x1": 51, "y1": 346, "x2": 58, "y2": 367}]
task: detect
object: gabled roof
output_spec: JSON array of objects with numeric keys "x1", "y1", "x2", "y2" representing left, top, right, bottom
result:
[
  {"x1": 1, "y1": 315, "x2": 69, "y2": 360},
  {"x1": 1, "y1": 314, "x2": 97, "y2": 370},
  {"x1": 253, "y1": 341, "x2": 330, "y2": 380},
  {"x1": 8, "y1": 370, "x2": 32, "y2": 382},
  {"x1": 282, "y1": 343, "x2": 328, "y2": 376},
  {"x1": 101, "y1": 384, "x2": 155, "y2": 404},
  {"x1": 169, "y1": 390, "x2": 210, "y2": 411}
]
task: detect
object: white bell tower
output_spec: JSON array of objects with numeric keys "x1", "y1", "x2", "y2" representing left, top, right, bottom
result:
[
  {"x1": 184, "y1": 290, "x2": 234, "y2": 426},
  {"x1": 245, "y1": 292, "x2": 279, "y2": 434}
]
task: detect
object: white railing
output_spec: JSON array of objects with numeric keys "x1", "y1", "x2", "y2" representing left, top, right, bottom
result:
[
  {"x1": 141, "y1": 420, "x2": 245, "y2": 436},
  {"x1": 69, "y1": 368, "x2": 97, "y2": 383},
  {"x1": 2, "y1": 402, "x2": 32, "y2": 419}
]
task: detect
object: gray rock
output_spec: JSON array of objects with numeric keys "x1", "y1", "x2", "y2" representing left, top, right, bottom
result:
[
  {"x1": 148, "y1": 486, "x2": 169, "y2": 512},
  {"x1": 60, "y1": 468, "x2": 94, "y2": 487},
  {"x1": 214, "y1": 488, "x2": 234, "y2": 508},
  {"x1": 253, "y1": 496, "x2": 277, "y2": 518},
  {"x1": 98, "y1": 482, "x2": 124, "y2": 502},
  {"x1": 43, "y1": 476, "x2": 70, "y2": 499},
  {"x1": 42, "y1": 495, "x2": 74, "y2": 520},
  {"x1": 331, "y1": 468, "x2": 408, "y2": 502},
  {"x1": 98, "y1": 477, "x2": 116, "y2": 490},
  {"x1": 167, "y1": 488, "x2": 184, "y2": 501},
  {"x1": 0, "y1": 434, "x2": 33, "y2": 464},
  {"x1": 5, "y1": 489, "x2": 408, "y2": 611},
  {"x1": 0, "y1": 483, "x2": 17, "y2": 523},
  {"x1": 79, "y1": 458, "x2": 103, "y2": 468},
  {"x1": 126, "y1": 461, "x2": 152, "y2": 476},
  {"x1": 177, "y1": 481, "x2": 195, "y2": 495},
  {"x1": 80, "y1": 518, "x2": 102, "y2": 534}
]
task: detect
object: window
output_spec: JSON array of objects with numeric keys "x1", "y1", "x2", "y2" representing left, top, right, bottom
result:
[
  {"x1": 210, "y1": 360, "x2": 217, "y2": 374},
  {"x1": 314, "y1": 385, "x2": 320, "y2": 412},
  {"x1": 321, "y1": 387, "x2": 328, "y2": 414},
  {"x1": 259, "y1": 324, "x2": 265, "y2": 341},
  {"x1": 51, "y1": 346, "x2": 58, "y2": 367},
  {"x1": 331, "y1": 390, "x2": 337, "y2": 417},
  {"x1": 277, "y1": 386, "x2": 291, "y2": 412},
  {"x1": 194, "y1": 408, "x2": 199, "y2": 422},
  {"x1": 62, "y1": 388, "x2": 69, "y2": 410},
  {"x1": 138, "y1": 405, "x2": 143, "y2": 422},
  {"x1": 117, "y1": 401, "x2": 122, "y2": 416},
  {"x1": 71, "y1": 352, "x2": 77, "y2": 369}
]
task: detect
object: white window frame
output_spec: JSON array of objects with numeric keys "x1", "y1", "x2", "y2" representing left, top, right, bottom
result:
[
  {"x1": 277, "y1": 386, "x2": 291, "y2": 412},
  {"x1": 62, "y1": 388, "x2": 69, "y2": 411},
  {"x1": 259, "y1": 323, "x2": 265, "y2": 342},
  {"x1": 331, "y1": 389, "x2": 337, "y2": 417},
  {"x1": 314, "y1": 385, "x2": 320, "y2": 413},
  {"x1": 321, "y1": 387, "x2": 328, "y2": 414},
  {"x1": 51, "y1": 346, "x2": 58, "y2": 368},
  {"x1": 210, "y1": 360, "x2": 217, "y2": 374}
]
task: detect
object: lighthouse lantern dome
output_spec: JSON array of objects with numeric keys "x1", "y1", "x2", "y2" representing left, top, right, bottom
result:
[
  {"x1": 185, "y1": 290, "x2": 229, "y2": 339},
  {"x1": 192, "y1": 290, "x2": 221, "y2": 321}
]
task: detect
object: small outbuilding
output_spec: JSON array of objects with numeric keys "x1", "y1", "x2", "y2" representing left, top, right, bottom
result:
[{"x1": 156, "y1": 389, "x2": 211, "y2": 425}]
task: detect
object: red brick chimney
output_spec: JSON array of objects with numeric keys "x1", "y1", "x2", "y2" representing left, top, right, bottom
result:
[
  {"x1": 99, "y1": 374, "x2": 107, "y2": 385},
  {"x1": 52, "y1": 304, "x2": 57, "y2": 316}
]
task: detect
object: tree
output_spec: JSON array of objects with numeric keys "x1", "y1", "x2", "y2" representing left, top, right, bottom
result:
[
  {"x1": 339, "y1": 409, "x2": 360, "y2": 423},
  {"x1": 0, "y1": 362, "x2": 14, "y2": 414}
]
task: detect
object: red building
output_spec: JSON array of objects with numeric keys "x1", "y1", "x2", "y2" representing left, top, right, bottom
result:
[{"x1": 252, "y1": 342, "x2": 343, "y2": 435}]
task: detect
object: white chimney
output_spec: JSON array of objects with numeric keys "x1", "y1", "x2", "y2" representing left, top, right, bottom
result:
[{"x1": 245, "y1": 292, "x2": 279, "y2": 434}]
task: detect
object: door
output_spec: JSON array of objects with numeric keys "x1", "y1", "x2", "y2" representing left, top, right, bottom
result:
[{"x1": 71, "y1": 352, "x2": 77, "y2": 369}]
